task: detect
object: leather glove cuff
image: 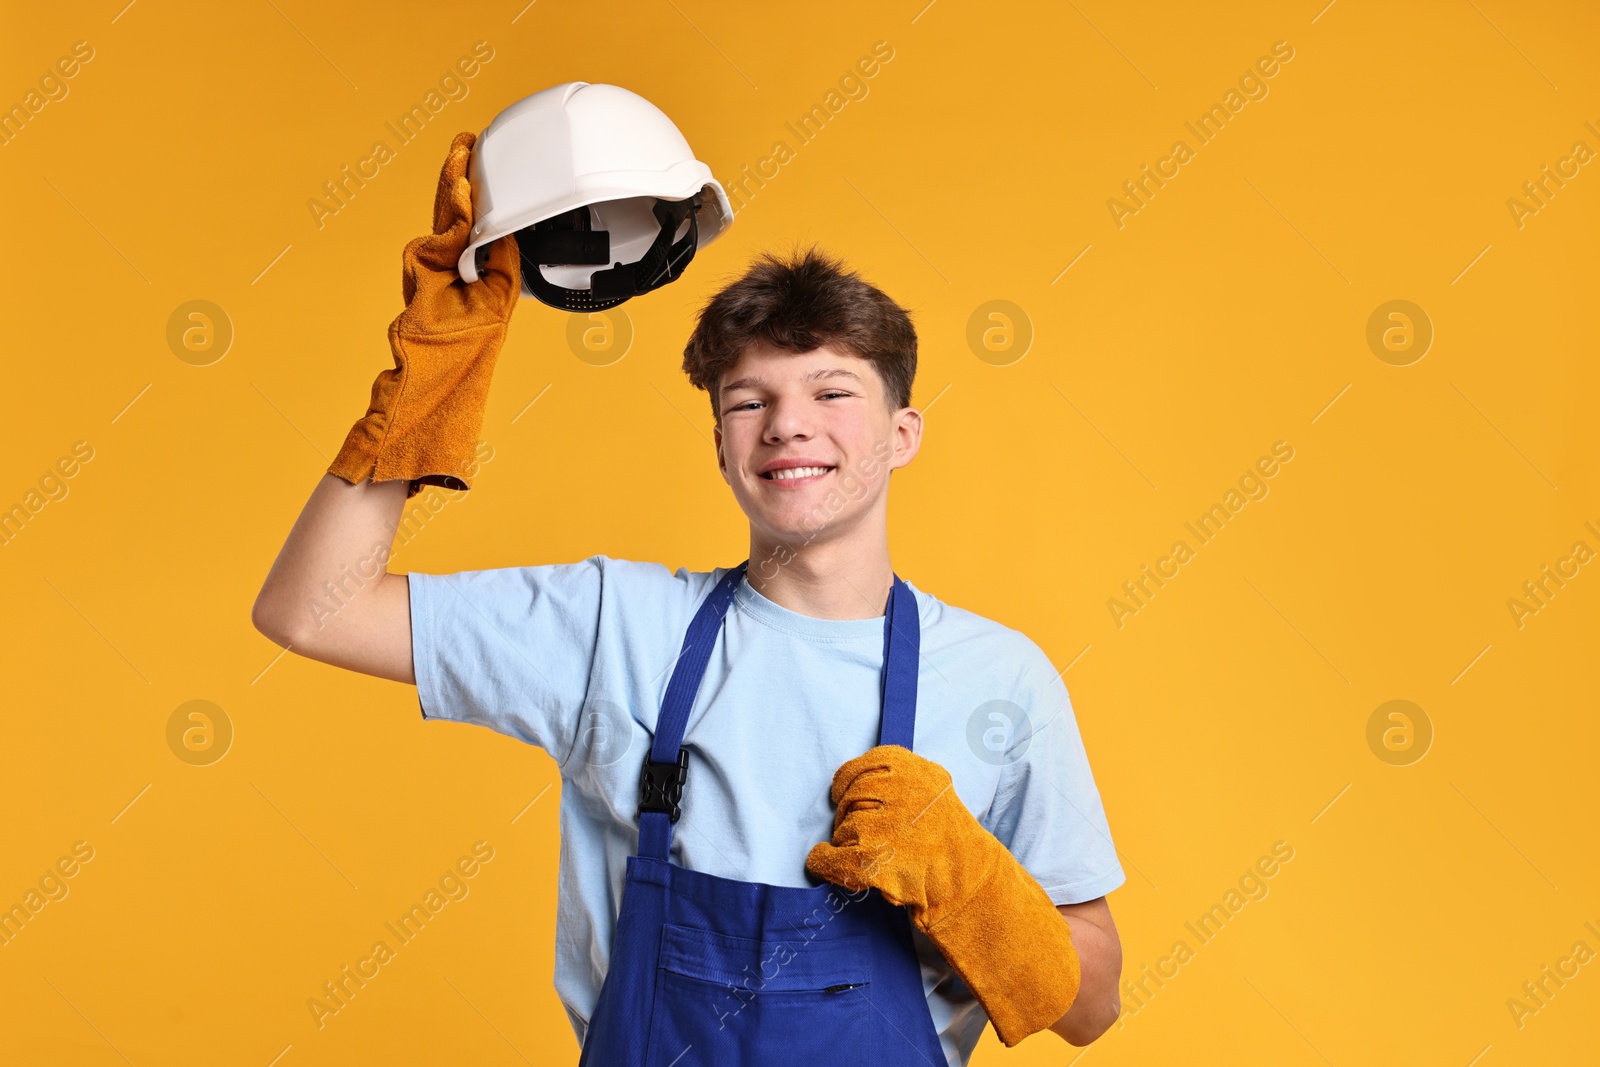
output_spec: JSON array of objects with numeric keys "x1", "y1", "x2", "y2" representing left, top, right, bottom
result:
[
  {"x1": 919, "y1": 844, "x2": 1082, "y2": 1047},
  {"x1": 327, "y1": 317, "x2": 508, "y2": 498}
]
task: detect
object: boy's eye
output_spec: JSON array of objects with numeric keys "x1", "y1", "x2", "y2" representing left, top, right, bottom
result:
[{"x1": 728, "y1": 391, "x2": 851, "y2": 413}]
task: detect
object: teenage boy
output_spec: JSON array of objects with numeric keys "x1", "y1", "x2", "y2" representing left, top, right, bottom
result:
[{"x1": 253, "y1": 134, "x2": 1125, "y2": 1065}]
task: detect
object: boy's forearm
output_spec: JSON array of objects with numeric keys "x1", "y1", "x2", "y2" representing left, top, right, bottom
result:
[
  {"x1": 1048, "y1": 904, "x2": 1123, "y2": 1045},
  {"x1": 251, "y1": 473, "x2": 408, "y2": 645}
]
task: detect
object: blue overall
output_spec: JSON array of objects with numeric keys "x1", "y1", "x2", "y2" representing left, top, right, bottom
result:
[{"x1": 576, "y1": 560, "x2": 949, "y2": 1066}]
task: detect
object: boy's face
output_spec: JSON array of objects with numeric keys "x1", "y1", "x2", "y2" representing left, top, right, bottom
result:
[{"x1": 713, "y1": 341, "x2": 919, "y2": 548}]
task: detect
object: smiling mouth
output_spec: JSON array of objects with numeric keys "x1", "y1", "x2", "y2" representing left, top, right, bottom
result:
[{"x1": 761, "y1": 465, "x2": 835, "y2": 482}]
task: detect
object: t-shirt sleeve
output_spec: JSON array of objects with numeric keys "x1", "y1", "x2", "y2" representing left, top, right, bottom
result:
[
  {"x1": 983, "y1": 645, "x2": 1126, "y2": 905},
  {"x1": 408, "y1": 554, "x2": 606, "y2": 765}
]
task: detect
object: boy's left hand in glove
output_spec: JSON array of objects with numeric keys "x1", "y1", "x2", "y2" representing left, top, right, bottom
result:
[{"x1": 805, "y1": 744, "x2": 1080, "y2": 1047}]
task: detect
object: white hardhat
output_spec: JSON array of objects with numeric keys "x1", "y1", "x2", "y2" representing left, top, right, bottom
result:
[{"x1": 457, "y1": 81, "x2": 734, "y2": 309}]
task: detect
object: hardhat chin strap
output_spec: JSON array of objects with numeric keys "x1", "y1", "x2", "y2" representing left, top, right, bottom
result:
[{"x1": 516, "y1": 194, "x2": 703, "y2": 311}]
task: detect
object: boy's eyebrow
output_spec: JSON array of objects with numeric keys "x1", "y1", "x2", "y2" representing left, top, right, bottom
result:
[{"x1": 721, "y1": 366, "x2": 864, "y2": 398}]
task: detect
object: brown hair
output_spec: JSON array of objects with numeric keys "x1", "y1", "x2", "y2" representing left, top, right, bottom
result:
[{"x1": 681, "y1": 244, "x2": 917, "y2": 423}]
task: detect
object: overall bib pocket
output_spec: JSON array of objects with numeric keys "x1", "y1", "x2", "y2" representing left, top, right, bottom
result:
[{"x1": 645, "y1": 922, "x2": 875, "y2": 1065}]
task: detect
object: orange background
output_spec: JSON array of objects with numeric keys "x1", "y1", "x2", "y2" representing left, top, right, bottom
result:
[{"x1": 1, "y1": 1, "x2": 1596, "y2": 1064}]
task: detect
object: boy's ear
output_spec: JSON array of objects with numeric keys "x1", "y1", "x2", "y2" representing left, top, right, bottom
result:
[{"x1": 889, "y1": 405, "x2": 923, "y2": 471}]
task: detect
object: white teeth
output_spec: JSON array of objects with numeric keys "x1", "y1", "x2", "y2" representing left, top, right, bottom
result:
[{"x1": 767, "y1": 466, "x2": 831, "y2": 480}]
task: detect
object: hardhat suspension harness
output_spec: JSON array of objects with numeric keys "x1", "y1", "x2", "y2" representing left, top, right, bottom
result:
[{"x1": 515, "y1": 193, "x2": 704, "y2": 311}]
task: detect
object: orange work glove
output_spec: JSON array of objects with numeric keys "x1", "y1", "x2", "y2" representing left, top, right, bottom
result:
[
  {"x1": 327, "y1": 130, "x2": 522, "y2": 498},
  {"x1": 805, "y1": 744, "x2": 1081, "y2": 1046}
]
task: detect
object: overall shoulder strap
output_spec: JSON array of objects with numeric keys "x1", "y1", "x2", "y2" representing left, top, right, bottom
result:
[
  {"x1": 876, "y1": 575, "x2": 921, "y2": 751},
  {"x1": 638, "y1": 561, "x2": 748, "y2": 860}
]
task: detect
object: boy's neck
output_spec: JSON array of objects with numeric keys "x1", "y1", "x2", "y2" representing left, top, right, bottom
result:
[{"x1": 743, "y1": 535, "x2": 896, "y2": 621}]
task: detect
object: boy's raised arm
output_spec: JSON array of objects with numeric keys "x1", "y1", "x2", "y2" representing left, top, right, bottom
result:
[{"x1": 251, "y1": 130, "x2": 523, "y2": 685}]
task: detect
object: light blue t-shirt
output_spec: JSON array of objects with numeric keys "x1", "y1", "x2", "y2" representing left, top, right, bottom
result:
[{"x1": 408, "y1": 555, "x2": 1124, "y2": 1066}]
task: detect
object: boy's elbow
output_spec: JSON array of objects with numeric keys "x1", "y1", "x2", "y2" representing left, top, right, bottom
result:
[
  {"x1": 1053, "y1": 987, "x2": 1121, "y2": 1046},
  {"x1": 251, "y1": 590, "x2": 301, "y2": 649},
  {"x1": 1086, "y1": 994, "x2": 1120, "y2": 1043},
  {"x1": 250, "y1": 600, "x2": 286, "y2": 647}
]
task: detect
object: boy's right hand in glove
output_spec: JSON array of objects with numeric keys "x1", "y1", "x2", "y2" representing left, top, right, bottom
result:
[{"x1": 327, "y1": 130, "x2": 522, "y2": 498}]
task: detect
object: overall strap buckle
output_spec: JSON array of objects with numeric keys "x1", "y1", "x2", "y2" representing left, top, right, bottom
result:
[{"x1": 637, "y1": 749, "x2": 689, "y2": 823}]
